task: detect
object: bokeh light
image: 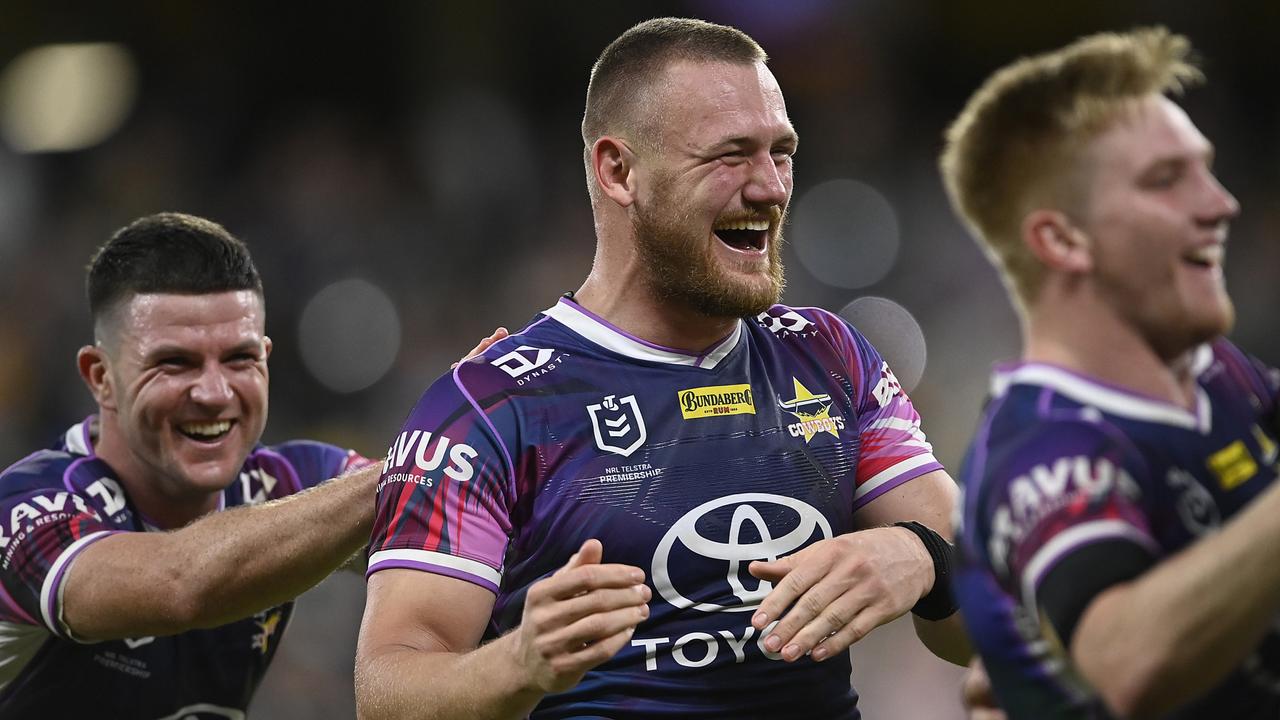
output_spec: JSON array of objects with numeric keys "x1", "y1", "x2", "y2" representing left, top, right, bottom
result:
[
  {"x1": 790, "y1": 178, "x2": 899, "y2": 289},
  {"x1": 0, "y1": 43, "x2": 137, "y2": 153},
  {"x1": 298, "y1": 279, "x2": 402, "y2": 394},
  {"x1": 839, "y1": 296, "x2": 927, "y2": 392}
]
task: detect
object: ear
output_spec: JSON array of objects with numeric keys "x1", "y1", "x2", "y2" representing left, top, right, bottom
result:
[
  {"x1": 592, "y1": 136, "x2": 638, "y2": 208},
  {"x1": 77, "y1": 345, "x2": 116, "y2": 410},
  {"x1": 1022, "y1": 209, "x2": 1092, "y2": 273},
  {"x1": 262, "y1": 335, "x2": 273, "y2": 361}
]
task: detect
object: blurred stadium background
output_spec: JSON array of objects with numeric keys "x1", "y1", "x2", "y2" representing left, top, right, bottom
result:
[{"x1": 1, "y1": 2, "x2": 1276, "y2": 717}]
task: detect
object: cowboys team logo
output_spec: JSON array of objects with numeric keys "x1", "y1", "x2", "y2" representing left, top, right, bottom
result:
[
  {"x1": 587, "y1": 394, "x2": 647, "y2": 457},
  {"x1": 652, "y1": 493, "x2": 832, "y2": 612},
  {"x1": 778, "y1": 378, "x2": 846, "y2": 443}
]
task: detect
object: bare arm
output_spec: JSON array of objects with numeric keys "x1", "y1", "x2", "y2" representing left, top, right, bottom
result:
[
  {"x1": 748, "y1": 469, "x2": 970, "y2": 665},
  {"x1": 62, "y1": 462, "x2": 380, "y2": 640},
  {"x1": 355, "y1": 540, "x2": 650, "y2": 720},
  {"x1": 855, "y1": 469, "x2": 970, "y2": 664},
  {"x1": 1071, "y1": 479, "x2": 1280, "y2": 718}
]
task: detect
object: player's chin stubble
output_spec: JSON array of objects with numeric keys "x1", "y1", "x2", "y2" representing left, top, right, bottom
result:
[{"x1": 631, "y1": 201, "x2": 786, "y2": 320}]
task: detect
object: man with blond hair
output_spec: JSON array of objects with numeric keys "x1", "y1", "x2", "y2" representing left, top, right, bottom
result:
[
  {"x1": 942, "y1": 28, "x2": 1280, "y2": 718},
  {"x1": 355, "y1": 16, "x2": 968, "y2": 720}
]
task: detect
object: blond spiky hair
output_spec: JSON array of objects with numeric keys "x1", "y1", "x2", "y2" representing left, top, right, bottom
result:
[{"x1": 939, "y1": 27, "x2": 1202, "y2": 309}]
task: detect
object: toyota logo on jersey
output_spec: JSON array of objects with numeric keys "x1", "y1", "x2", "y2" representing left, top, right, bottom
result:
[{"x1": 651, "y1": 493, "x2": 832, "y2": 613}]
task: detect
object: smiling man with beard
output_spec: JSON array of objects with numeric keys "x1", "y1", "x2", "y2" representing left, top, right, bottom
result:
[{"x1": 355, "y1": 18, "x2": 967, "y2": 720}]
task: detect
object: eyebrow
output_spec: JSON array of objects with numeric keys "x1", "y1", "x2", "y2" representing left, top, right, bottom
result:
[
  {"x1": 142, "y1": 339, "x2": 263, "y2": 362},
  {"x1": 707, "y1": 130, "x2": 800, "y2": 154}
]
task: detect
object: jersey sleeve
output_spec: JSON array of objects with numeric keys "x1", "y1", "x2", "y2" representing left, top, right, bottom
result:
[
  {"x1": 366, "y1": 366, "x2": 516, "y2": 594},
  {"x1": 814, "y1": 311, "x2": 944, "y2": 510},
  {"x1": 973, "y1": 419, "x2": 1160, "y2": 619},
  {"x1": 0, "y1": 457, "x2": 121, "y2": 640}
]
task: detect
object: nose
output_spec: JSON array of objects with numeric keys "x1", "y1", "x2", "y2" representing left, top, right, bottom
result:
[
  {"x1": 189, "y1": 364, "x2": 234, "y2": 407},
  {"x1": 1200, "y1": 171, "x2": 1240, "y2": 226},
  {"x1": 742, "y1": 152, "x2": 790, "y2": 208}
]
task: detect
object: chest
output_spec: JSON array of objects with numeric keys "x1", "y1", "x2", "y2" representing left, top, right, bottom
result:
[
  {"x1": 508, "y1": 356, "x2": 865, "y2": 580},
  {"x1": 1133, "y1": 415, "x2": 1278, "y2": 546}
]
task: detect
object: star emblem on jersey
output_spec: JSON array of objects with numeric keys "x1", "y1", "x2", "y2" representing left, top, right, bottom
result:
[
  {"x1": 587, "y1": 394, "x2": 647, "y2": 457},
  {"x1": 778, "y1": 378, "x2": 846, "y2": 443}
]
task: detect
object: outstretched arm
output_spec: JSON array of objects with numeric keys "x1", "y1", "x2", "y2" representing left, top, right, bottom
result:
[
  {"x1": 61, "y1": 461, "x2": 381, "y2": 640},
  {"x1": 748, "y1": 469, "x2": 970, "y2": 665},
  {"x1": 355, "y1": 540, "x2": 650, "y2": 720},
  {"x1": 1070, "y1": 479, "x2": 1280, "y2": 718}
]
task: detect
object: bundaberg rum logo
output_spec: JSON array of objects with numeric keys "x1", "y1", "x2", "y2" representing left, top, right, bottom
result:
[{"x1": 677, "y1": 384, "x2": 755, "y2": 420}]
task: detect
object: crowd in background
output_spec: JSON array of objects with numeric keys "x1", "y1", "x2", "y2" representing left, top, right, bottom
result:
[{"x1": 1, "y1": 2, "x2": 1276, "y2": 717}]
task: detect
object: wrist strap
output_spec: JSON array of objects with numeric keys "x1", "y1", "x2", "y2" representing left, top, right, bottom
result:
[{"x1": 893, "y1": 520, "x2": 958, "y2": 621}]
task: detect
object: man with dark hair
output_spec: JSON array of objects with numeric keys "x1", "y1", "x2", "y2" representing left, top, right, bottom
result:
[
  {"x1": 0, "y1": 212, "x2": 501, "y2": 717},
  {"x1": 942, "y1": 29, "x2": 1280, "y2": 718},
  {"x1": 355, "y1": 17, "x2": 967, "y2": 719}
]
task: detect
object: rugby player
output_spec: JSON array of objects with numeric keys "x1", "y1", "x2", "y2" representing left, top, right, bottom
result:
[
  {"x1": 942, "y1": 28, "x2": 1280, "y2": 718},
  {"x1": 356, "y1": 17, "x2": 968, "y2": 719}
]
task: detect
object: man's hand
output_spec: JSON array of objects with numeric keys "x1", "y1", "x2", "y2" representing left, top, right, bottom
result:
[
  {"x1": 747, "y1": 526, "x2": 932, "y2": 662},
  {"x1": 962, "y1": 657, "x2": 1007, "y2": 720},
  {"x1": 453, "y1": 326, "x2": 509, "y2": 368},
  {"x1": 516, "y1": 539, "x2": 650, "y2": 694}
]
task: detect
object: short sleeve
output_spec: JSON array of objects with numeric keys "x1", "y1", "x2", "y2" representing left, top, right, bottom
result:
[
  {"x1": 0, "y1": 462, "x2": 121, "y2": 639},
  {"x1": 816, "y1": 312, "x2": 944, "y2": 510},
  {"x1": 973, "y1": 419, "x2": 1159, "y2": 616},
  {"x1": 366, "y1": 367, "x2": 516, "y2": 594}
]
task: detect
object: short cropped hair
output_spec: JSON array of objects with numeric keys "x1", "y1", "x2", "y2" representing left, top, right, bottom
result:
[
  {"x1": 939, "y1": 27, "x2": 1202, "y2": 308},
  {"x1": 87, "y1": 212, "x2": 263, "y2": 331},
  {"x1": 582, "y1": 17, "x2": 767, "y2": 196}
]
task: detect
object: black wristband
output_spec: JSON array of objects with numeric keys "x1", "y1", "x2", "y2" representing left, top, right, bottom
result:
[{"x1": 893, "y1": 520, "x2": 958, "y2": 621}]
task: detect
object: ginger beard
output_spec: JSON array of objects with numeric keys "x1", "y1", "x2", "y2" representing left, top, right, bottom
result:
[{"x1": 631, "y1": 184, "x2": 787, "y2": 319}]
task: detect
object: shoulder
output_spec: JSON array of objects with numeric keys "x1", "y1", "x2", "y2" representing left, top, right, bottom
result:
[
  {"x1": 1202, "y1": 338, "x2": 1279, "y2": 413},
  {"x1": 452, "y1": 317, "x2": 578, "y2": 399},
  {"x1": 1, "y1": 449, "x2": 98, "y2": 500},
  {"x1": 752, "y1": 304, "x2": 848, "y2": 342}
]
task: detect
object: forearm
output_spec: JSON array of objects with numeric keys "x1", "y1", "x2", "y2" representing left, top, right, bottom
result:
[
  {"x1": 65, "y1": 463, "x2": 380, "y2": 638},
  {"x1": 356, "y1": 632, "x2": 543, "y2": 720},
  {"x1": 913, "y1": 612, "x2": 970, "y2": 665},
  {"x1": 1073, "y1": 481, "x2": 1280, "y2": 717},
  {"x1": 177, "y1": 463, "x2": 381, "y2": 625}
]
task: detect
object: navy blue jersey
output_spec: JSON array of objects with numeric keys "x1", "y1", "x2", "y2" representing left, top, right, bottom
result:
[
  {"x1": 956, "y1": 340, "x2": 1280, "y2": 718},
  {"x1": 0, "y1": 416, "x2": 368, "y2": 719},
  {"x1": 368, "y1": 298, "x2": 944, "y2": 719}
]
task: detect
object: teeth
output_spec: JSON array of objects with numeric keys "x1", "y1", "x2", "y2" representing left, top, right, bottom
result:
[
  {"x1": 180, "y1": 420, "x2": 231, "y2": 438},
  {"x1": 714, "y1": 219, "x2": 770, "y2": 231},
  {"x1": 1185, "y1": 245, "x2": 1223, "y2": 265}
]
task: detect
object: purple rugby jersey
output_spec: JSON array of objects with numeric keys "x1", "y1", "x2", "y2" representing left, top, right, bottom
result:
[
  {"x1": 368, "y1": 297, "x2": 943, "y2": 719},
  {"x1": 956, "y1": 339, "x2": 1280, "y2": 719},
  {"x1": 0, "y1": 416, "x2": 369, "y2": 719}
]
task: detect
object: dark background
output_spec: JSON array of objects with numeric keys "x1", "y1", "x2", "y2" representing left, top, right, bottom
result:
[{"x1": 1, "y1": 2, "x2": 1276, "y2": 717}]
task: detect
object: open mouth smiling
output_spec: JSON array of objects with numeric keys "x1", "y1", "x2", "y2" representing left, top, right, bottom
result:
[
  {"x1": 713, "y1": 217, "x2": 770, "y2": 253},
  {"x1": 178, "y1": 420, "x2": 234, "y2": 443}
]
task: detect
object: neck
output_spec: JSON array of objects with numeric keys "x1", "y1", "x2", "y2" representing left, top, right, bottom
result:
[
  {"x1": 92, "y1": 413, "x2": 221, "y2": 529},
  {"x1": 1023, "y1": 294, "x2": 1200, "y2": 409},
  {"x1": 574, "y1": 242, "x2": 740, "y2": 353}
]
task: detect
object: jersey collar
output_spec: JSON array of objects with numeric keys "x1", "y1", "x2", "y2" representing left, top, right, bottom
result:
[
  {"x1": 542, "y1": 297, "x2": 743, "y2": 369},
  {"x1": 991, "y1": 345, "x2": 1213, "y2": 433}
]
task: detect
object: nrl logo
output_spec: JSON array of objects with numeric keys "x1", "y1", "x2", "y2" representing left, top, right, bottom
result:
[{"x1": 587, "y1": 394, "x2": 647, "y2": 457}]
